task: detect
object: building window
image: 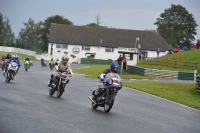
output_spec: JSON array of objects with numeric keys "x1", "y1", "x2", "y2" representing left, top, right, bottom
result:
[
  {"x1": 82, "y1": 45, "x2": 90, "y2": 51},
  {"x1": 105, "y1": 47, "x2": 114, "y2": 52},
  {"x1": 56, "y1": 44, "x2": 62, "y2": 48},
  {"x1": 62, "y1": 44, "x2": 68, "y2": 49}
]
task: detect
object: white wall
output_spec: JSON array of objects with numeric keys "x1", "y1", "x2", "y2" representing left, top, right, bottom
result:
[
  {"x1": 48, "y1": 43, "x2": 167, "y2": 65},
  {"x1": 48, "y1": 43, "x2": 140, "y2": 65}
]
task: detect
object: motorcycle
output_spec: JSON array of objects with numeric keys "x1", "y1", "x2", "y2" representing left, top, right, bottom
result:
[
  {"x1": 55, "y1": 60, "x2": 59, "y2": 71},
  {"x1": 2, "y1": 59, "x2": 8, "y2": 71},
  {"x1": 24, "y1": 60, "x2": 30, "y2": 71},
  {"x1": 0, "y1": 59, "x2": 3, "y2": 71},
  {"x1": 41, "y1": 60, "x2": 47, "y2": 67},
  {"x1": 48, "y1": 71, "x2": 70, "y2": 98},
  {"x1": 5, "y1": 61, "x2": 20, "y2": 83},
  {"x1": 88, "y1": 73, "x2": 122, "y2": 113},
  {"x1": 49, "y1": 62, "x2": 54, "y2": 71}
]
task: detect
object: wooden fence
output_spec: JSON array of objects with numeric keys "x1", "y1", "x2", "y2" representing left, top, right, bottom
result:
[{"x1": 143, "y1": 58, "x2": 199, "y2": 70}]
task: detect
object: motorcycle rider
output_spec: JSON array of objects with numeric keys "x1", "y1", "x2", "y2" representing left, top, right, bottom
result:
[
  {"x1": 5, "y1": 54, "x2": 12, "y2": 60},
  {"x1": 49, "y1": 58, "x2": 55, "y2": 68},
  {"x1": 24, "y1": 57, "x2": 32, "y2": 68},
  {"x1": 48, "y1": 55, "x2": 73, "y2": 89},
  {"x1": 93, "y1": 62, "x2": 122, "y2": 99},
  {"x1": 41, "y1": 58, "x2": 45, "y2": 66},
  {"x1": 3, "y1": 54, "x2": 21, "y2": 78}
]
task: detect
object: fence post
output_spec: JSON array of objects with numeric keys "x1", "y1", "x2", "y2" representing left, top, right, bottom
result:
[{"x1": 194, "y1": 70, "x2": 197, "y2": 83}]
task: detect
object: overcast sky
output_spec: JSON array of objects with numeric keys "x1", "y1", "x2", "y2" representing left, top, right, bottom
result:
[{"x1": 0, "y1": 0, "x2": 200, "y2": 43}]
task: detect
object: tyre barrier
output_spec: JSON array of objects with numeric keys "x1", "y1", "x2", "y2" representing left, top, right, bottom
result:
[{"x1": 195, "y1": 75, "x2": 200, "y2": 93}]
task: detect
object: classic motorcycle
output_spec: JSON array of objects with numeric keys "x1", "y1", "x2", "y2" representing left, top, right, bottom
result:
[
  {"x1": 48, "y1": 71, "x2": 70, "y2": 98},
  {"x1": 0, "y1": 59, "x2": 3, "y2": 71},
  {"x1": 88, "y1": 73, "x2": 122, "y2": 113},
  {"x1": 5, "y1": 61, "x2": 20, "y2": 83},
  {"x1": 24, "y1": 60, "x2": 30, "y2": 71},
  {"x1": 2, "y1": 59, "x2": 8, "y2": 71},
  {"x1": 49, "y1": 62, "x2": 54, "y2": 71},
  {"x1": 41, "y1": 60, "x2": 47, "y2": 67}
]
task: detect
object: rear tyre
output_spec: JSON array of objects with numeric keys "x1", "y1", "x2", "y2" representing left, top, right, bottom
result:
[{"x1": 25, "y1": 66, "x2": 28, "y2": 71}]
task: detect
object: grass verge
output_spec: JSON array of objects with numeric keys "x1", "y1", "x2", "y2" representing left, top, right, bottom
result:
[
  {"x1": 73, "y1": 64, "x2": 157, "y2": 80},
  {"x1": 123, "y1": 82, "x2": 200, "y2": 110}
]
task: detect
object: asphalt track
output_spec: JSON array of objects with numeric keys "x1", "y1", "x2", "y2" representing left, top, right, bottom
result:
[{"x1": 0, "y1": 62, "x2": 200, "y2": 133}]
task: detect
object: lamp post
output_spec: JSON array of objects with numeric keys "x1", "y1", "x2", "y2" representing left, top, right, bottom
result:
[
  {"x1": 134, "y1": 37, "x2": 139, "y2": 63},
  {"x1": 135, "y1": 37, "x2": 139, "y2": 51}
]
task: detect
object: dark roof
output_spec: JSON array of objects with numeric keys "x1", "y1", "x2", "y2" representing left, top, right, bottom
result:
[{"x1": 49, "y1": 23, "x2": 169, "y2": 51}]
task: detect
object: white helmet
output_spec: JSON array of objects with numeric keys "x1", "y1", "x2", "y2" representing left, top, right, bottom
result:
[
  {"x1": 13, "y1": 54, "x2": 18, "y2": 60},
  {"x1": 62, "y1": 55, "x2": 69, "y2": 62}
]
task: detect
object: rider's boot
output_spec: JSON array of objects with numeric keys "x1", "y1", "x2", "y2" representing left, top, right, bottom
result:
[{"x1": 48, "y1": 74, "x2": 54, "y2": 87}]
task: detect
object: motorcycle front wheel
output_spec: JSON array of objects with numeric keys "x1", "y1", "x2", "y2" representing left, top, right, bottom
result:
[
  {"x1": 5, "y1": 72, "x2": 12, "y2": 83},
  {"x1": 56, "y1": 84, "x2": 64, "y2": 98},
  {"x1": 49, "y1": 89, "x2": 55, "y2": 96},
  {"x1": 104, "y1": 96, "x2": 115, "y2": 113}
]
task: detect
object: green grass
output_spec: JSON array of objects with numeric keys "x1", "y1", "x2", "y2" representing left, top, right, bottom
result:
[
  {"x1": 137, "y1": 49, "x2": 200, "y2": 73},
  {"x1": 0, "y1": 51, "x2": 37, "y2": 61},
  {"x1": 123, "y1": 82, "x2": 200, "y2": 110},
  {"x1": 73, "y1": 64, "x2": 157, "y2": 80}
]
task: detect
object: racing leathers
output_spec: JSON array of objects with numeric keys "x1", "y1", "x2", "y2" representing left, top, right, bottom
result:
[
  {"x1": 4, "y1": 58, "x2": 21, "y2": 77},
  {"x1": 49, "y1": 61, "x2": 73, "y2": 88}
]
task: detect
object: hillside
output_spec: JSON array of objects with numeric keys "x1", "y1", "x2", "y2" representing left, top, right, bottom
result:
[{"x1": 137, "y1": 49, "x2": 200, "y2": 73}]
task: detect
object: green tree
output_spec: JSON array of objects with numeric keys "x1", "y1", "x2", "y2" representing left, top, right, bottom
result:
[
  {"x1": 154, "y1": 4, "x2": 198, "y2": 48},
  {"x1": 86, "y1": 23, "x2": 99, "y2": 27},
  {"x1": 41, "y1": 15, "x2": 73, "y2": 51},
  {"x1": 18, "y1": 18, "x2": 43, "y2": 50},
  {"x1": 0, "y1": 13, "x2": 4, "y2": 46},
  {"x1": 3, "y1": 17, "x2": 15, "y2": 47}
]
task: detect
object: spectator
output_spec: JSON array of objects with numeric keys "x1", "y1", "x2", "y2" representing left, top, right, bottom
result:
[
  {"x1": 157, "y1": 48, "x2": 160, "y2": 58},
  {"x1": 117, "y1": 55, "x2": 122, "y2": 65},
  {"x1": 196, "y1": 39, "x2": 200, "y2": 49},
  {"x1": 122, "y1": 55, "x2": 127, "y2": 70}
]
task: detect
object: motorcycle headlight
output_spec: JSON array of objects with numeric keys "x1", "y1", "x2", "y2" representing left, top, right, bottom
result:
[{"x1": 105, "y1": 78, "x2": 113, "y2": 85}]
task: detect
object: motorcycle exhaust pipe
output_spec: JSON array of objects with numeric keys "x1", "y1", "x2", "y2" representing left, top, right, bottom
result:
[{"x1": 88, "y1": 96, "x2": 97, "y2": 104}]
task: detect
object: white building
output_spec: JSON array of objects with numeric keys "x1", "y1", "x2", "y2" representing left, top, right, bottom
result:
[{"x1": 48, "y1": 24, "x2": 169, "y2": 65}]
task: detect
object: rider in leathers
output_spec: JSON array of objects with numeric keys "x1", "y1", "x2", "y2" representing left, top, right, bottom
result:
[
  {"x1": 93, "y1": 62, "x2": 122, "y2": 99},
  {"x1": 48, "y1": 55, "x2": 73, "y2": 89},
  {"x1": 3, "y1": 54, "x2": 21, "y2": 78}
]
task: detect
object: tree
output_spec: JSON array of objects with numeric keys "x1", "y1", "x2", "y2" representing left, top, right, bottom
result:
[
  {"x1": 154, "y1": 4, "x2": 198, "y2": 48},
  {"x1": 18, "y1": 18, "x2": 43, "y2": 50},
  {"x1": 41, "y1": 15, "x2": 73, "y2": 51},
  {"x1": 86, "y1": 23, "x2": 99, "y2": 27},
  {"x1": 3, "y1": 17, "x2": 15, "y2": 47}
]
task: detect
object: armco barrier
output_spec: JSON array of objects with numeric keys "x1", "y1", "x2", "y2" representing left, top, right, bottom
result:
[
  {"x1": 196, "y1": 75, "x2": 200, "y2": 93},
  {"x1": 81, "y1": 58, "x2": 112, "y2": 64},
  {"x1": 127, "y1": 65, "x2": 196, "y2": 81}
]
